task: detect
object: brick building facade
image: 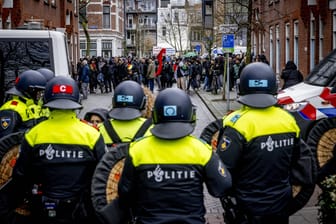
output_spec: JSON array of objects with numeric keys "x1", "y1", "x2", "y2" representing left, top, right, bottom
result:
[
  {"x1": 252, "y1": 0, "x2": 336, "y2": 77},
  {"x1": 0, "y1": 0, "x2": 79, "y2": 68},
  {"x1": 80, "y1": 0, "x2": 124, "y2": 58}
]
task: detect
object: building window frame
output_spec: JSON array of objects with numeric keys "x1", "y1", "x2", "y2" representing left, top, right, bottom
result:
[
  {"x1": 310, "y1": 12, "x2": 315, "y2": 71},
  {"x1": 293, "y1": 20, "x2": 299, "y2": 67},
  {"x1": 285, "y1": 23, "x2": 290, "y2": 63},
  {"x1": 269, "y1": 26, "x2": 273, "y2": 67},
  {"x1": 103, "y1": 5, "x2": 111, "y2": 29},
  {"x1": 319, "y1": 16, "x2": 324, "y2": 62},
  {"x1": 275, "y1": 25, "x2": 280, "y2": 74}
]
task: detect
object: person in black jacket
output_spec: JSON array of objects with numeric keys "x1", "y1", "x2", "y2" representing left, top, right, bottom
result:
[{"x1": 281, "y1": 60, "x2": 303, "y2": 89}]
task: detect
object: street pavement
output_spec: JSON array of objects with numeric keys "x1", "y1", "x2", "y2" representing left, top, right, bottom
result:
[{"x1": 78, "y1": 85, "x2": 320, "y2": 224}]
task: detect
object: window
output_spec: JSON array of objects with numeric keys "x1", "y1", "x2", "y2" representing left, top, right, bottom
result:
[
  {"x1": 319, "y1": 16, "x2": 324, "y2": 62},
  {"x1": 103, "y1": 6, "x2": 110, "y2": 29},
  {"x1": 310, "y1": 13, "x2": 315, "y2": 70},
  {"x1": 162, "y1": 26, "x2": 166, "y2": 37},
  {"x1": 205, "y1": 2, "x2": 212, "y2": 15},
  {"x1": 161, "y1": 0, "x2": 169, "y2": 7},
  {"x1": 174, "y1": 11, "x2": 179, "y2": 23},
  {"x1": 192, "y1": 31, "x2": 201, "y2": 41},
  {"x1": 285, "y1": 23, "x2": 290, "y2": 63},
  {"x1": 73, "y1": 0, "x2": 77, "y2": 15},
  {"x1": 66, "y1": 12, "x2": 70, "y2": 26},
  {"x1": 102, "y1": 40, "x2": 112, "y2": 50},
  {"x1": 128, "y1": 15, "x2": 133, "y2": 29},
  {"x1": 102, "y1": 40, "x2": 113, "y2": 59},
  {"x1": 0, "y1": 39, "x2": 51, "y2": 90},
  {"x1": 275, "y1": 25, "x2": 280, "y2": 74},
  {"x1": 80, "y1": 40, "x2": 97, "y2": 57},
  {"x1": 269, "y1": 27, "x2": 273, "y2": 67},
  {"x1": 144, "y1": 16, "x2": 148, "y2": 26},
  {"x1": 294, "y1": 20, "x2": 299, "y2": 67}
]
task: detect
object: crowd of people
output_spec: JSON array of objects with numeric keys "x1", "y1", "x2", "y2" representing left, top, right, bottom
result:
[
  {"x1": 0, "y1": 50, "x2": 313, "y2": 224},
  {"x1": 73, "y1": 52, "x2": 289, "y2": 100}
]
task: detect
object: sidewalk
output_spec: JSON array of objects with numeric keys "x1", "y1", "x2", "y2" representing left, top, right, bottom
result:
[{"x1": 195, "y1": 88, "x2": 320, "y2": 224}]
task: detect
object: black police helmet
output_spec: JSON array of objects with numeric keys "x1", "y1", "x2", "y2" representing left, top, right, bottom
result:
[
  {"x1": 36, "y1": 68, "x2": 55, "y2": 82},
  {"x1": 237, "y1": 62, "x2": 278, "y2": 108},
  {"x1": 6, "y1": 69, "x2": 47, "y2": 100},
  {"x1": 151, "y1": 88, "x2": 196, "y2": 139},
  {"x1": 43, "y1": 76, "x2": 82, "y2": 109},
  {"x1": 109, "y1": 80, "x2": 146, "y2": 120}
]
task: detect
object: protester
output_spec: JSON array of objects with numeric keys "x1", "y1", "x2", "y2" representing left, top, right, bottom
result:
[
  {"x1": 117, "y1": 88, "x2": 232, "y2": 224},
  {"x1": 84, "y1": 108, "x2": 109, "y2": 127},
  {"x1": 281, "y1": 60, "x2": 304, "y2": 89},
  {"x1": 79, "y1": 59, "x2": 90, "y2": 100},
  {"x1": 146, "y1": 58, "x2": 156, "y2": 93}
]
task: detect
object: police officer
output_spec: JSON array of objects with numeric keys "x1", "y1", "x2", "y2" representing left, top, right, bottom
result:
[
  {"x1": 1, "y1": 76, "x2": 106, "y2": 224},
  {"x1": 36, "y1": 68, "x2": 55, "y2": 82},
  {"x1": 36, "y1": 68, "x2": 55, "y2": 121},
  {"x1": 0, "y1": 70, "x2": 47, "y2": 138},
  {"x1": 117, "y1": 88, "x2": 232, "y2": 224},
  {"x1": 98, "y1": 80, "x2": 152, "y2": 147},
  {"x1": 216, "y1": 62, "x2": 303, "y2": 224}
]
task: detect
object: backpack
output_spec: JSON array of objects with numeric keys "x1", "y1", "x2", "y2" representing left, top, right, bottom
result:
[{"x1": 103, "y1": 118, "x2": 152, "y2": 152}]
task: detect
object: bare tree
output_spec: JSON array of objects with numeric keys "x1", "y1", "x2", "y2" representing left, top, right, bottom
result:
[
  {"x1": 214, "y1": 0, "x2": 252, "y2": 63},
  {"x1": 157, "y1": 8, "x2": 188, "y2": 55},
  {"x1": 79, "y1": 0, "x2": 91, "y2": 57}
]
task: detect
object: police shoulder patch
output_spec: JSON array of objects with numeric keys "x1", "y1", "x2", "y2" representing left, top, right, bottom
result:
[
  {"x1": 0, "y1": 117, "x2": 11, "y2": 129},
  {"x1": 230, "y1": 114, "x2": 241, "y2": 123},
  {"x1": 218, "y1": 161, "x2": 226, "y2": 177},
  {"x1": 219, "y1": 135, "x2": 231, "y2": 151}
]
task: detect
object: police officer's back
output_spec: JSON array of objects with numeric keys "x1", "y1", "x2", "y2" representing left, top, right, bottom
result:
[
  {"x1": 216, "y1": 62, "x2": 302, "y2": 224},
  {"x1": 0, "y1": 70, "x2": 47, "y2": 138},
  {"x1": 3, "y1": 76, "x2": 106, "y2": 224},
  {"x1": 98, "y1": 80, "x2": 152, "y2": 146},
  {"x1": 118, "y1": 88, "x2": 232, "y2": 224}
]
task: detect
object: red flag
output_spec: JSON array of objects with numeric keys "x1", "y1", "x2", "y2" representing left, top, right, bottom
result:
[{"x1": 155, "y1": 48, "x2": 166, "y2": 76}]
